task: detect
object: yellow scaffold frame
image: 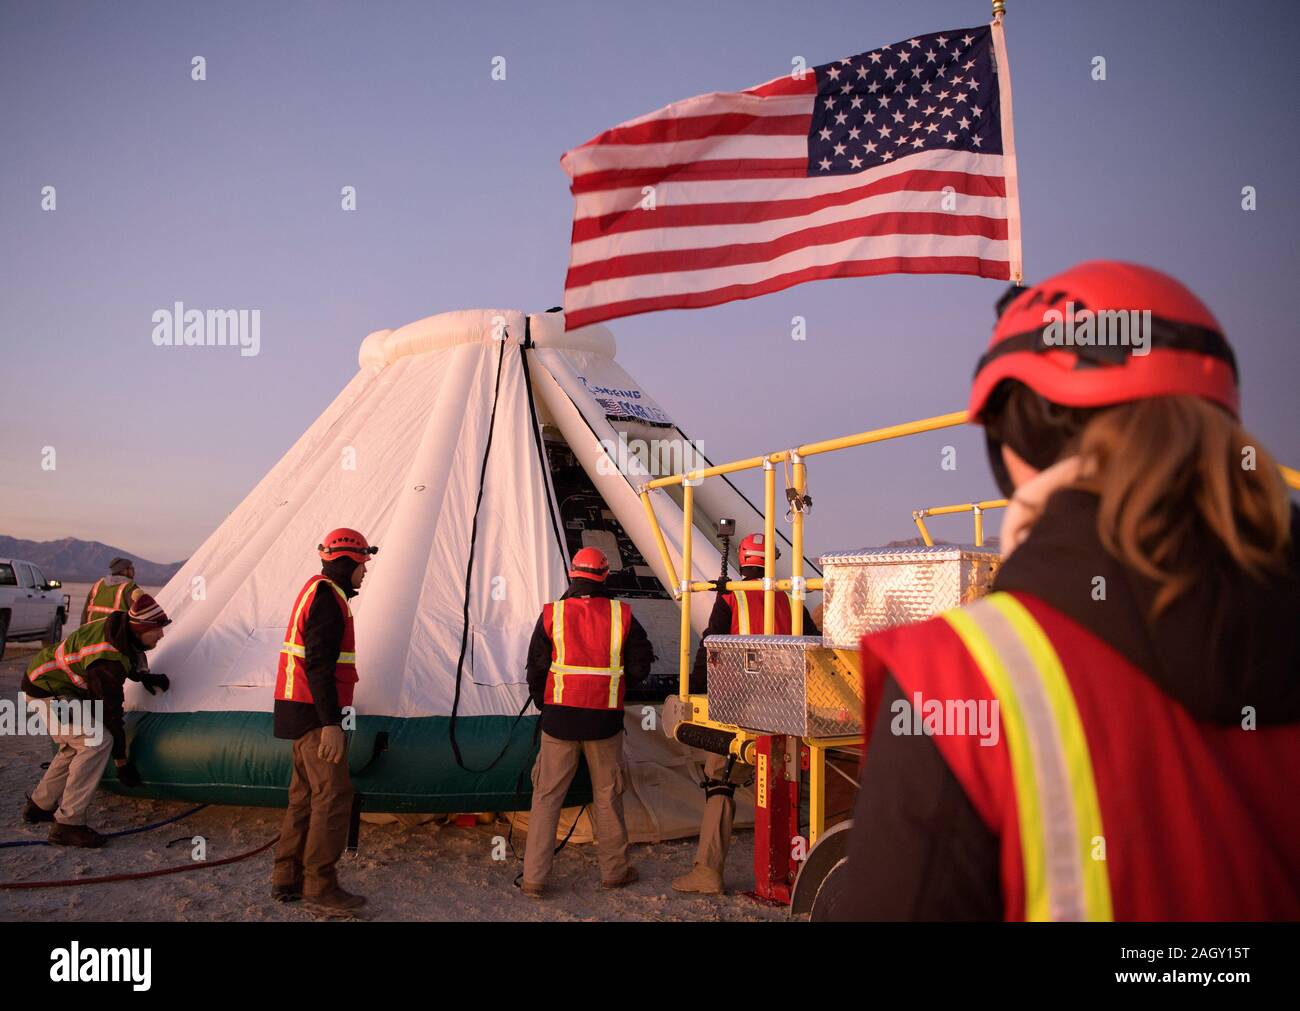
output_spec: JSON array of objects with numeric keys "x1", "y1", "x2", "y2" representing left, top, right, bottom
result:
[
  {"x1": 913, "y1": 499, "x2": 1008, "y2": 547},
  {"x1": 634, "y1": 408, "x2": 1300, "y2": 845}
]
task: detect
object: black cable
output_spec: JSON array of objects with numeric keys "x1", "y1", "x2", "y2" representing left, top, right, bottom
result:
[
  {"x1": 511, "y1": 802, "x2": 590, "y2": 889},
  {"x1": 1, "y1": 803, "x2": 209, "y2": 850},
  {"x1": 448, "y1": 335, "x2": 531, "y2": 774},
  {"x1": 519, "y1": 318, "x2": 569, "y2": 571}
]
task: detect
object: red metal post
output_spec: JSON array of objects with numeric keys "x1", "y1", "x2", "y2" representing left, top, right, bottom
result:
[{"x1": 750, "y1": 735, "x2": 801, "y2": 904}]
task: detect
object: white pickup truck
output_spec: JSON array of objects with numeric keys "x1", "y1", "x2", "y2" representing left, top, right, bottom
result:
[{"x1": 0, "y1": 558, "x2": 69, "y2": 660}]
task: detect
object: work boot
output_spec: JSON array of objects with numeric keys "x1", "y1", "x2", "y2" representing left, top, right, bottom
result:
[
  {"x1": 672, "y1": 863, "x2": 723, "y2": 895},
  {"x1": 302, "y1": 887, "x2": 367, "y2": 918},
  {"x1": 600, "y1": 866, "x2": 640, "y2": 890},
  {"x1": 519, "y1": 880, "x2": 546, "y2": 899},
  {"x1": 48, "y1": 822, "x2": 107, "y2": 848},
  {"x1": 271, "y1": 882, "x2": 303, "y2": 903},
  {"x1": 22, "y1": 796, "x2": 56, "y2": 824}
]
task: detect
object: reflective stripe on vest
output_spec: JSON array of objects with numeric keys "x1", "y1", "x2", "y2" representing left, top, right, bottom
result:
[
  {"x1": 27, "y1": 620, "x2": 128, "y2": 693},
  {"x1": 280, "y1": 577, "x2": 352, "y2": 699},
  {"x1": 279, "y1": 642, "x2": 357, "y2": 664},
  {"x1": 29, "y1": 640, "x2": 116, "y2": 690},
  {"x1": 732, "y1": 590, "x2": 792, "y2": 635},
  {"x1": 550, "y1": 598, "x2": 625, "y2": 709},
  {"x1": 941, "y1": 592, "x2": 1113, "y2": 922},
  {"x1": 735, "y1": 591, "x2": 752, "y2": 634},
  {"x1": 86, "y1": 578, "x2": 133, "y2": 619}
]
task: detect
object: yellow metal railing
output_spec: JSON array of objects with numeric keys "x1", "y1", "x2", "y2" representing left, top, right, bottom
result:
[
  {"x1": 638, "y1": 410, "x2": 968, "y2": 699},
  {"x1": 913, "y1": 499, "x2": 1009, "y2": 547},
  {"x1": 635, "y1": 409, "x2": 1300, "y2": 702}
]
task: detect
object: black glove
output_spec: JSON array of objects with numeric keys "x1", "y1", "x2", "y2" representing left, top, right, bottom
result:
[
  {"x1": 141, "y1": 672, "x2": 170, "y2": 695},
  {"x1": 712, "y1": 578, "x2": 729, "y2": 593},
  {"x1": 116, "y1": 762, "x2": 142, "y2": 788}
]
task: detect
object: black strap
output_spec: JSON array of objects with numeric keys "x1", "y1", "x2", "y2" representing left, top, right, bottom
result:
[
  {"x1": 345, "y1": 793, "x2": 364, "y2": 855},
  {"x1": 699, "y1": 753, "x2": 739, "y2": 800},
  {"x1": 973, "y1": 315, "x2": 1237, "y2": 379},
  {"x1": 702, "y1": 778, "x2": 737, "y2": 801}
]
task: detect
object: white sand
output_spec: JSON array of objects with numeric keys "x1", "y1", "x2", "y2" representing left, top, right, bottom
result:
[{"x1": 0, "y1": 646, "x2": 784, "y2": 922}]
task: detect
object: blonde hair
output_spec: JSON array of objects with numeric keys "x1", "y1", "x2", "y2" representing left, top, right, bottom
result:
[{"x1": 1073, "y1": 397, "x2": 1292, "y2": 614}]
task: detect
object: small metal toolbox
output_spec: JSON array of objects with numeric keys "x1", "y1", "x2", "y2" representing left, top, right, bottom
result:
[
  {"x1": 819, "y1": 545, "x2": 1001, "y2": 650},
  {"x1": 705, "y1": 635, "x2": 863, "y2": 737}
]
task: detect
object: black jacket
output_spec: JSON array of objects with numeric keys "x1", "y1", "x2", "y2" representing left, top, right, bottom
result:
[
  {"x1": 526, "y1": 578, "x2": 655, "y2": 741},
  {"x1": 689, "y1": 566, "x2": 820, "y2": 693},
  {"x1": 21, "y1": 610, "x2": 149, "y2": 760},
  {"x1": 273, "y1": 558, "x2": 359, "y2": 741},
  {"x1": 828, "y1": 489, "x2": 1300, "y2": 921}
]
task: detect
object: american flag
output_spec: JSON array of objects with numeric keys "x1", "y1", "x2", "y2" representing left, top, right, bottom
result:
[{"x1": 561, "y1": 23, "x2": 1022, "y2": 330}]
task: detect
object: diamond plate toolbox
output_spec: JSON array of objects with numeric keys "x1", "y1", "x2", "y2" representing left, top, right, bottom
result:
[
  {"x1": 819, "y1": 546, "x2": 1001, "y2": 650},
  {"x1": 706, "y1": 635, "x2": 863, "y2": 737}
]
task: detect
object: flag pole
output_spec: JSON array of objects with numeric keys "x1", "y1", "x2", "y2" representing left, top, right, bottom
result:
[{"x1": 989, "y1": 0, "x2": 1021, "y2": 282}]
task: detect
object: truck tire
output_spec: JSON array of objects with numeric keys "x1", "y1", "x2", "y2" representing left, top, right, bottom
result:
[
  {"x1": 43, "y1": 608, "x2": 65, "y2": 647},
  {"x1": 0, "y1": 611, "x2": 9, "y2": 661}
]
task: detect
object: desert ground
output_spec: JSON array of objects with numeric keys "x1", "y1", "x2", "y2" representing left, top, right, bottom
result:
[{"x1": 0, "y1": 644, "x2": 784, "y2": 922}]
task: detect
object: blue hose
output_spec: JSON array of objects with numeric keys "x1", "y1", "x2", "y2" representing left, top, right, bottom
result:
[{"x1": 0, "y1": 803, "x2": 209, "y2": 849}]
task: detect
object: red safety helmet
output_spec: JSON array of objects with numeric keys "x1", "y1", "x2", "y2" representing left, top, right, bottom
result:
[
  {"x1": 968, "y1": 261, "x2": 1240, "y2": 423},
  {"x1": 569, "y1": 546, "x2": 610, "y2": 581},
  {"x1": 738, "y1": 533, "x2": 780, "y2": 568},
  {"x1": 318, "y1": 528, "x2": 379, "y2": 564}
]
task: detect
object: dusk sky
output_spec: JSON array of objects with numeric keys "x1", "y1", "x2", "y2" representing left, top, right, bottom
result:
[{"x1": 2, "y1": 0, "x2": 1297, "y2": 565}]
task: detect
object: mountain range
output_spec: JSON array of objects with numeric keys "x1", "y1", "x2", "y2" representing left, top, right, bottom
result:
[{"x1": 0, "y1": 536, "x2": 185, "y2": 586}]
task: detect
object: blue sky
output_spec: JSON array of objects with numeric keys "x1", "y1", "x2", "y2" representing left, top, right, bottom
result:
[{"x1": 2, "y1": 0, "x2": 1296, "y2": 563}]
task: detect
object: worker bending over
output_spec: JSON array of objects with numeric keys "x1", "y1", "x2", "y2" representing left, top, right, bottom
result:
[
  {"x1": 673, "y1": 533, "x2": 819, "y2": 896},
  {"x1": 80, "y1": 556, "x2": 142, "y2": 627},
  {"x1": 521, "y1": 546, "x2": 654, "y2": 897},
  {"x1": 271, "y1": 528, "x2": 377, "y2": 918},
  {"x1": 21, "y1": 595, "x2": 171, "y2": 847}
]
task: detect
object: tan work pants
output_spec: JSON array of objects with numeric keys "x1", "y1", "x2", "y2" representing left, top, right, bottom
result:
[
  {"x1": 692, "y1": 750, "x2": 745, "y2": 874},
  {"x1": 28, "y1": 698, "x2": 114, "y2": 825},
  {"x1": 523, "y1": 731, "x2": 631, "y2": 887},
  {"x1": 272, "y1": 728, "x2": 354, "y2": 898}
]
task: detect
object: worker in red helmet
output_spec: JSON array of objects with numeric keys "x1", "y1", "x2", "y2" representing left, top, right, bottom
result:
[
  {"x1": 829, "y1": 261, "x2": 1300, "y2": 921},
  {"x1": 673, "y1": 531, "x2": 819, "y2": 895},
  {"x1": 270, "y1": 527, "x2": 378, "y2": 917},
  {"x1": 520, "y1": 545, "x2": 655, "y2": 897}
]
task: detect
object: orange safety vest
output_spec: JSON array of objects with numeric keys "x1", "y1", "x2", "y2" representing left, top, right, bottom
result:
[
  {"x1": 541, "y1": 597, "x2": 632, "y2": 711},
  {"x1": 274, "y1": 575, "x2": 358, "y2": 709},
  {"x1": 726, "y1": 588, "x2": 793, "y2": 635},
  {"x1": 860, "y1": 591, "x2": 1300, "y2": 921}
]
